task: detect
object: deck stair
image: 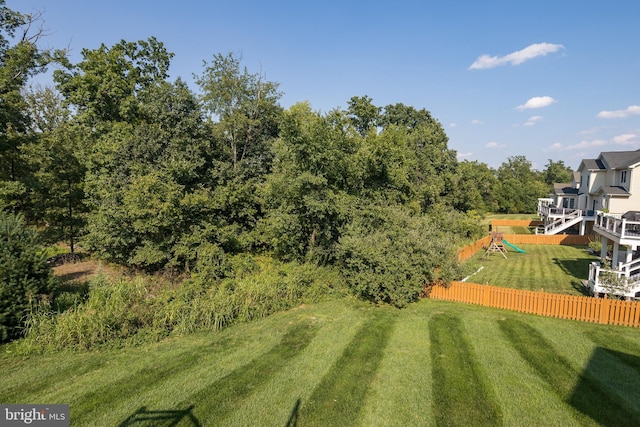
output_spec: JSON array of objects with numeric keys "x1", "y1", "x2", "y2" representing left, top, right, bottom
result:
[{"x1": 538, "y1": 209, "x2": 583, "y2": 235}]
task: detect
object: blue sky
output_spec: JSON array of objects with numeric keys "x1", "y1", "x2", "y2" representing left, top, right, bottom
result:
[{"x1": 9, "y1": 0, "x2": 640, "y2": 170}]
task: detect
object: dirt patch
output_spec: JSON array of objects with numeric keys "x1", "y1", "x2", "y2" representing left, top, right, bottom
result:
[{"x1": 53, "y1": 259, "x2": 117, "y2": 283}]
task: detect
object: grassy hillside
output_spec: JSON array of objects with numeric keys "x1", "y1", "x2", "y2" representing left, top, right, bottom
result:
[{"x1": 2, "y1": 298, "x2": 639, "y2": 426}]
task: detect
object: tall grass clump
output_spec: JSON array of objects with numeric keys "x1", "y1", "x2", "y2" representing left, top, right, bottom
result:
[
  {"x1": 160, "y1": 257, "x2": 345, "y2": 335},
  {"x1": 20, "y1": 276, "x2": 158, "y2": 351},
  {"x1": 16, "y1": 256, "x2": 345, "y2": 352}
]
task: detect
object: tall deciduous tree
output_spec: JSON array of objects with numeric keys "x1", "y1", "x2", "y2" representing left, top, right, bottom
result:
[
  {"x1": 23, "y1": 86, "x2": 86, "y2": 253},
  {"x1": 54, "y1": 37, "x2": 173, "y2": 126},
  {"x1": 0, "y1": 1, "x2": 63, "y2": 215},
  {"x1": 497, "y1": 155, "x2": 548, "y2": 213},
  {"x1": 451, "y1": 160, "x2": 499, "y2": 213},
  {"x1": 543, "y1": 159, "x2": 573, "y2": 186},
  {"x1": 195, "y1": 52, "x2": 282, "y2": 172},
  {"x1": 347, "y1": 95, "x2": 380, "y2": 136},
  {"x1": 260, "y1": 102, "x2": 353, "y2": 262},
  {"x1": 80, "y1": 80, "x2": 212, "y2": 270}
]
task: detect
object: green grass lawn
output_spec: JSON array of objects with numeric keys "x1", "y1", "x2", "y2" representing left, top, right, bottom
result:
[
  {"x1": 2, "y1": 298, "x2": 640, "y2": 426},
  {"x1": 465, "y1": 244, "x2": 599, "y2": 295},
  {"x1": 482, "y1": 213, "x2": 540, "y2": 224}
]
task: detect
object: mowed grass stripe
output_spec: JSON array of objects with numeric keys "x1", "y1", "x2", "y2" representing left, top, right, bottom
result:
[
  {"x1": 499, "y1": 318, "x2": 640, "y2": 427},
  {"x1": 357, "y1": 302, "x2": 434, "y2": 426},
  {"x1": 183, "y1": 320, "x2": 319, "y2": 426},
  {"x1": 461, "y1": 311, "x2": 583, "y2": 426},
  {"x1": 0, "y1": 354, "x2": 109, "y2": 402},
  {"x1": 299, "y1": 309, "x2": 397, "y2": 426},
  {"x1": 429, "y1": 313, "x2": 502, "y2": 427},
  {"x1": 69, "y1": 334, "x2": 240, "y2": 424}
]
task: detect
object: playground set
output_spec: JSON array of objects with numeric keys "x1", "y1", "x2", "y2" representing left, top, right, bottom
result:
[{"x1": 483, "y1": 231, "x2": 525, "y2": 258}]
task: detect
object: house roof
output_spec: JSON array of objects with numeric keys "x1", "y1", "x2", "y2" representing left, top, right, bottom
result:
[
  {"x1": 553, "y1": 183, "x2": 578, "y2": 195},
  {"x1": 599, "y1": 149, "x2": 640, "y2": 169},
  {"x1": 592, "y1": 185, "x2": 631, "y2": 197},
  {"x1": 580, "y1": 158, "x2": 605, "y2": 171}
]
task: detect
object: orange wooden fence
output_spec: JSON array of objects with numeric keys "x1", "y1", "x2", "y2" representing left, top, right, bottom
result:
[
  {"x1": 458, "y1": 235, "x2": 492, "y2": 260},
  {"x1": 491, "y1": 219, "x2": 543, "y2": 227},
  {"x1": 458, "y1": 232, "x2": 593, "y2": 260},
  {"x1": 428, "y1": 281, "x2": 640, "y2": 327},
  {"x1": 501, "y1": 234, "x2": 593, "y2": 245}
]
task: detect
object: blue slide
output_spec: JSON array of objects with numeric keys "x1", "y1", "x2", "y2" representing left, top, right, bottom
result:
[{"x1": 503, "y1": 239, "x2": 525, "y2": 253}]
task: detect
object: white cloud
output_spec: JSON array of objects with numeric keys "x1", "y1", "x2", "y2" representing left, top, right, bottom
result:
[
  {"x1": 612, "y1": 133, "x2": 638, "y2": 145},
  {"x1": 516, "y1": 96, "x2": 556, "y2": 111},
  {"x1": 448, "y1": 122, "x2": 458, "y2": 128},
  {"x1": 457, "y1": 151, "x2": 473, "y2": 160},
  {"x1": 597, "y1": 105, "x2": 640, "y2": 119},
  {"x1": 486, "y1": 141, "x2": 505, "y2": 148},
  {"x1": 564, "y1": 139, "x2": 609, "y2": 151},
  {"x1": 471, "y1": 119, "x2": 483, "y2": 125},
  {"x1": 524, "y1": 115, "x2": 544, "y2": 126},
  {"x1": 469, "y1": 42, "x2": 564, "y2": 70},
  {"x1": 578, "y1": 126, "x2": 603, "y2": 136},
  {"x1": 552, "y1": 135, "x2": 638, "y2": 152}
]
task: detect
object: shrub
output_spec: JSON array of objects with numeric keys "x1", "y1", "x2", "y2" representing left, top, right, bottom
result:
[
  {"x1": 588, "y1": 239, "x2": 602, "y2": 254},
  {"x1": 338, "y1": 206, "x2": 464, "y2": 308},
  {"x1": 0, "y1": 212, "x2": 56, "y2": 342}
]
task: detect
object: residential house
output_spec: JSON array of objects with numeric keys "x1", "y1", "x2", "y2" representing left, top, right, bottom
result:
[
  {"x1": 538, "y1": 149, "x2": 640, "y2": 235},
  {"x1": 539, "y1": 149, "x2": 640, "y2": 299}
]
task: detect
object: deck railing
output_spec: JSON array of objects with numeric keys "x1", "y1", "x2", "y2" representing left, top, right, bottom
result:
[
  {"x1": 537, "y1": 198, "x2": 554, "y2": 216},
  {"x1": 588, "y1": 260, "x2": 640, "y2": 299},
  {"x1": 428, "y1": 281, "x2": 640, "y2": 327},
  {"x1": 542, "y1": 209, "x2": 583, "y2": 234},
  {"x1": 593, "y1": 211, "x2": 640, "y2": 240}
]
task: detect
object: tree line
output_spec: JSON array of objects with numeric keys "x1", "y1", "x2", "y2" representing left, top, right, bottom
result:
[{"x1": 0, "y1": 2, "x2": 574, "y2": 340}]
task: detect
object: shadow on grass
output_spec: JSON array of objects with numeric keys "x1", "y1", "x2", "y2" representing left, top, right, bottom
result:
[
  {"x1": 569, "y1": 348, "x2": 640, "y2": 427},
  {"x1": 552, "y1": 257, "x2": 593, "y2": 296},
  {"x1": 587, "y1": 331, "x2": 640, "y2": 374},
  {"x1": 183, "y1": 321, "x2": 318, "y2": 424},
  {"x1": 285, "y1": 398, "x2": 301, "y2": 427},
  {"x1": 298, "y1": 310, "x2": 397, "y2": 426},
  {"x1": 500, "y1": 319, "x2": 640, "y2": 427},
  {"x1": 119, "y1": 405, "x2": 201, "y2": 426},
  {"x1": 430, "y1": 313, "x2": 502, "y2": 426}
]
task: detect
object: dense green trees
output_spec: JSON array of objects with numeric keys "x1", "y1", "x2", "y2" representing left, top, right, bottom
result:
[
  {"x1": 497, "y1": 156, "x2": 549, "y2": 213},
  {"x1": 543, "y1": 159, "x2": 573, "y2": 186},
  {"x1": 0, "y1": 1, "x2": 575, "y2": 316},
  {"x1": 0, "y1": 1, "x2": 63, "y2": 216}
]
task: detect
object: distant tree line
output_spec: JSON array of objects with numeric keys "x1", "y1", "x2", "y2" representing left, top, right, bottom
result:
[{"x1": 0, "y1": 1, "x2": 575, "y2": 336}]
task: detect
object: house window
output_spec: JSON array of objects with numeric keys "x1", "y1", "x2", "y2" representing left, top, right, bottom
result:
[{"x1": 621, "y1": 170, "x2": 627, "y2": 184}]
